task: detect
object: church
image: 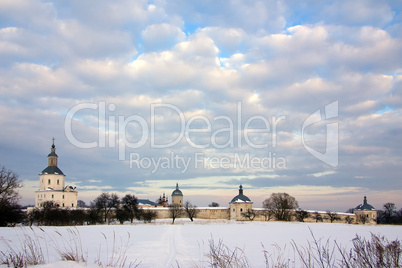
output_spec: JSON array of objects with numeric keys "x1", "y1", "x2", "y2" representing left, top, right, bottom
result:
[{"x1": 34, "y1": 139, "x2": 78, "y2": 208}]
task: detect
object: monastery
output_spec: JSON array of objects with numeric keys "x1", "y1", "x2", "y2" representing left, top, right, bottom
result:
[
  {"x1": 33, "y1": 140, "x2": 377, "y2": 224},
  {"x1": 139, "y1": 184, "x2": 377, "y2": 224}
]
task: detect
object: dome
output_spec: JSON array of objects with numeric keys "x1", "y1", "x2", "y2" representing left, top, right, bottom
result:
[
  {"x1": 172, "y1": 183, "x2": 183, "y2": 196},
  {"x1": 40, "y1": 166, "x2": 64, "y2": 175},
  {"x1": 230, "y1": 185, "x2": 252, "y2": 203},
  {"x1": 355, "y1": 196, "x2": 376, "y2": 211}
]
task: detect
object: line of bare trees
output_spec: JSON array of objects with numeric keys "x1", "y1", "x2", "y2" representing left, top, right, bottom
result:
[
  {"x1": 376, "y1": 203, "x2": 402, "y2": 224},
  {"x1": 26, "y1": 192, "x2": 201, "y2": 226},
  {"x1": 242, "y1": 192, "x2": 353, "y2": 224}
]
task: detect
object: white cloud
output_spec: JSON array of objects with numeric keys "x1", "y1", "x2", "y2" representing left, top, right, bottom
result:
[
  {"x1": 323, "y1": 0, "x2": 394, "y2": 27},
  {"x1": 141, "y1": 23, "x2": 186, "y2": 52},
  {"x1": 0, "y1": 0, "x2": 401, "y2": 211}
]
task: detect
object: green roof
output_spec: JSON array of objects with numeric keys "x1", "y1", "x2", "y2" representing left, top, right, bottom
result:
[
  {"x1": 355, "y1": 196, "x2": 376, "y2": 211},
  {"x1": 172, "y1": 183, "x2": 183, "y2": 196},
  {"x1": 230, "y1": 185, "x2": 252, "y2": 203}
]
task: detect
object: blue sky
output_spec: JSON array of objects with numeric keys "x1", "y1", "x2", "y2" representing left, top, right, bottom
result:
[{"x1": 0, "y1": 0, "x2": 401, "y2": 211}]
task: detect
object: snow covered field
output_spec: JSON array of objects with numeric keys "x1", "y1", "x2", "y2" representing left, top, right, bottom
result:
[{"x1": 1, "y1": 219, "x2": 402, "y2": 267}]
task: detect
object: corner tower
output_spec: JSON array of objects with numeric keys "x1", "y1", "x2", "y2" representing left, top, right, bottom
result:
[
  {"x1": 171, "y1": 183, "x2": 183, "y2": 207},
  {"x1": 229, "y1": 185, "x2": 253, "y2": 220},
  {"x1": 354, "y1": 196, "x2": 377, "y2": 224}
]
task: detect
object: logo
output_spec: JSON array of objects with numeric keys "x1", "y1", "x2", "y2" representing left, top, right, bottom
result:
[{"x1": 302, "y1": 101, "x2": 338, "y2": 167}]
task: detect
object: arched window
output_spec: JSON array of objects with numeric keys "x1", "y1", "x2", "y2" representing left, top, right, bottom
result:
[{"x1": 240, "y1": 208, "x2": 243, "y2": 212}]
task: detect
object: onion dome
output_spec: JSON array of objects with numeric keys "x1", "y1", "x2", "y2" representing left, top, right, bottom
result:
[{"x1": 230, "y1": 185, "x2": 252, "y2": 203}]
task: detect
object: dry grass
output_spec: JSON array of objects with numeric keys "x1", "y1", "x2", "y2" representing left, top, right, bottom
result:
[
  {"x1": 337, "y1": 233, "x2": 402, "y2": 268},
  {"x1": 203, "y1": 228, "x2": 402, "y2": 268},
  {"x1": 53, "y1": 227, "x2": 86, "y2": 263},
  {"x1": 1, "y1": 226, "x2": 401, "y2": 267},
  {"x1": 95, "y1": 231, "x2": 140, "y2": 268},
  {"x1": 205, "y1": 237, "x2": 250, "y2": 268},
  {"x1": 0, "y1": 227, "x2": 140, "y2": 268},
  {"x1": 0, "y1": 227, "x2": 46, "y2": 267}
]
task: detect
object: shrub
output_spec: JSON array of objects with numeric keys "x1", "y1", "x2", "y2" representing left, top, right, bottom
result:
[
  {"x1": 241, "y1": 209, "x2": 257, "y2": 221},
  {"x1": 115, "y1": 208, "x2": 131, "y2": 224},
  {"x1": 140, "y1": 210, "x2": 157, "y2": 223},
  {"x1": 326, "y1": 211, "x2": 341, "y2": 223},
  {"x1": 87, "y1": 207, "x2": 103, "y2": 225},
  {"x1": 295, "y1": 209, "x2": 310, "y2": 222},
  {"x1": 345, "y1": 215, "x2": 354, "y2": 224}
]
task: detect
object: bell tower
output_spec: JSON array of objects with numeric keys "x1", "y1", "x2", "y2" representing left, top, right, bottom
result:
[
  {"x1": 48, "y1": 138, "x2": 58, "y2": 167},
  {"x1": 35, "y1": 139, "x2": 78, "y2": 208}
]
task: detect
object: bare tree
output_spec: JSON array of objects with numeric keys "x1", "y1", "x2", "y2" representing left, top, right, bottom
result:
[
  {"x1": 383, "y1": 202, "x2": 396, "y2": 224},
  {"x1": 0, "y1": 165, "x2": 23, "y2": 226},
  {"x1": 169, "y1": 205, "x2": 184, "y2": 224},
  {"x1": 262, "y1": 193, "x2": 298, "y2": 221},
  {"x1": 259, "y1": 209, "x2": 274, "y2": 221},
  {"x1": 140, "y1": 209, "x2": 157, "y2": 223},
  {"x1": 358, "y1": 214, "x2": 369, "y2": 224},
  {"x1": 313, "y1": 212, "x2": 323, "y2": 222},
  {"x1": 345, "y1": 215, "x2": 354, "y2": 224},
  {"x1": 121, "y1": 194, "x2": 140, "y2": 223},
  {"x1": 295, "y1": 209, "x2": 310, "y2": 222},
  {"x1": 208, "y1": 202, "x2": 219, "y2": 207},
  {"x1": 184, "y1": 201, "x2": 198, "y2": 221},
  {"x1": 241, "y1": 209, "x2": 257, "y2": 221},
  {"x1": 92, "y1": 193, "x2": 120, "y2": 223},
  {"x1": 345, "y1": 208, "x2": 355, "y2": 213},
  {"x1": 326, "y1": 211, "x2": 341, "y2": 223},
  {"x1": 77, "y1": 200, "x2": 87, "y2": 208},
  {"x1": 0, "y1": 165, "x2": 22, "y2": 204},
  {"x1": 396, "y1": 208, "x2": 402, "y2": 224}
]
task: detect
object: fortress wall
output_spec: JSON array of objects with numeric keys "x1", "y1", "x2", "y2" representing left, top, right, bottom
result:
[
  {"x1": 196, "y1": 208, "x2": 230, "y2": 220},
  {"x1": 139, "y1": 207, "x2": 374, "y2": 224},
  {"x1": 142, "y1": 207, "x2": 230, "y2": 220},
  {"x1": 143, "y1": 207, "x2": 171, "y2": 219}
]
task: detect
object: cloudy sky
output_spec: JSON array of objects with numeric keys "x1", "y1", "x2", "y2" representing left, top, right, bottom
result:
[{"x1": 1, "y1": 0, "x2": 401, "y2": 211}]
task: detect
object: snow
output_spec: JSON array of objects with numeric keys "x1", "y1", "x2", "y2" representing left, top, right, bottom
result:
[{"x1": 1, "y1": 219, "x2": 402, "y2": 267}]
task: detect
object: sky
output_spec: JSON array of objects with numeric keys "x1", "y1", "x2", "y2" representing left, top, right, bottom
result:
[{"x1": 0, "y1": 0, "x2": 401, "y2": 211}]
